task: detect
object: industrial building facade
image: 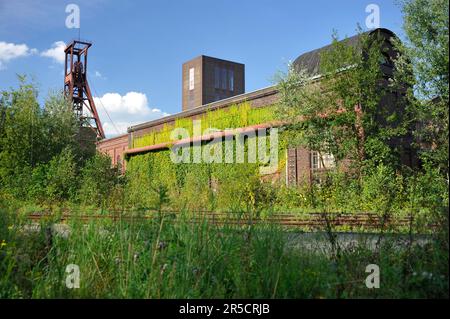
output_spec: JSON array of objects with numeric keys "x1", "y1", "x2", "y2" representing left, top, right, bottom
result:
[{"x1": 97, "y1": 28, "x2": 414, "y2": 186}]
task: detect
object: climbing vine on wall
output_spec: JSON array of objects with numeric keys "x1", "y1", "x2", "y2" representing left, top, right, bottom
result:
[
  {"x1": 126, "y1": 127, "x2": 289, "y2": 212},
  {"x1": 132, "y1": 102, "x2": 277, "y2": 148}
]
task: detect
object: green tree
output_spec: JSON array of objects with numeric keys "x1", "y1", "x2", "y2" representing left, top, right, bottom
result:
[
  {"x1": 45, "y1": 147, "x2": 78, "y2": 202},
  {"x1": 398, "y1": 0, "x2": 449, "y2": 175},
  {"x1": 276, "y1": 29, "x2": 409, "y2": 175},
  {"x1": 0, "y1": 76, "x2": 83, "y2": 200},
  {"x1": 41, "y1": 90, "x2": 79, "y2": 163},
  {"x1": 78, "y1": 153, "x2": 119, "y2": 207},
  {"x1": 0, "y1": 76, "x2": 44, "y2": 196}
]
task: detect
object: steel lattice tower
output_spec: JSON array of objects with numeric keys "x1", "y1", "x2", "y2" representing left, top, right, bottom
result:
[{"x1": 64, "y1": 40, "x2": 105, "y2": 139}]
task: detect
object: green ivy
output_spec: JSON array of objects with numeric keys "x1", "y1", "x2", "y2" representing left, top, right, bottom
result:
[
  {"x1": 126, "y1": 133, "x2": 287, "y2": 212},
  {"x1": 132, "y1": 102, "x2": 276, "y2": 148}
]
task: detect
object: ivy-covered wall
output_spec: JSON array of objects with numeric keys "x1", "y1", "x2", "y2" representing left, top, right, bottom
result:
[
  {"x1": 124, "y1": 102, "x2": 295, "y2": 211},
  {"x1": 131, "y1": 102, "x2": 277, "y2": 149},
  {"x1": 128, "y1": 137, "x2": 290, "y2": 212}
]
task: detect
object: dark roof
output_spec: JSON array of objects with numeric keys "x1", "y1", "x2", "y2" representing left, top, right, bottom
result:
[
  {"x1": 116, "y1": 29, "x2": 397, "y2": 137},
  {"x1": 292, "y1": 28, "x2": 396, "y2": 76}
]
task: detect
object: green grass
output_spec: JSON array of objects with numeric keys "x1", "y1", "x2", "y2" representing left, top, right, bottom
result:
[{"x1": 0, "y1": 208, "x2": 448, "y2": 299}]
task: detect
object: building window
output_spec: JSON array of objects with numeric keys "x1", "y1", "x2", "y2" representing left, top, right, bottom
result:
[
  {"x1": 214, "y1": 66, "x2": 234, "y2": 91},
  {"x1": 228, "y1": 69, "x2": 234, "y2": 91},
  {"x1": 323, "y1": 153, "x2": 336, "y2": 169},
  {"x1": 221, "y1": 68, "x2": 227, "y2": 90},
  {"x1": 189, "y1": 68, "x2": 195, "y2": 90},
  {"x1": 311, "y1": 151, "x2": 320, "y2": 170},
  {"x1": 214, "y1": 66, "x2": 220, "y2": 89},
  {"x1": 286, "y1": 148, "x2": 298, "y2": 186},
  {"x1": 311, "y1": 151, "x2": 336, "y2": 170}
]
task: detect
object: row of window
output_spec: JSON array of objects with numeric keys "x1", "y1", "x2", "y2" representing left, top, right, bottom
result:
[
  {"x1": 214, "y1": 66, "x2": 234, "y2": 91},
  {"x1": 286, "y1": 149, "x2": 336, "y2": 186},
  {"x1": 310, "y1": 151, "x2": 336, "y2": 170},
  {"x1": 188, "y1": 66, "x2": 235, "y2": 92}
]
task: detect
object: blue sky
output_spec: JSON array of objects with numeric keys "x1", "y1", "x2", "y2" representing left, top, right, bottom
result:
[{"x1": 0, "y1": 0, "x2": 405, "y2": 137}]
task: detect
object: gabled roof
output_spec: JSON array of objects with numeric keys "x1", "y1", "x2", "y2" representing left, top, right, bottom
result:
[{"x1": 292, "y1": 28, "x2": 397, "y2": 76}]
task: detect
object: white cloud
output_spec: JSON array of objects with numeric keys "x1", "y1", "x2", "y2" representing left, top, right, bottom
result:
[
  {"x1": 94, "y1": 92, "x2": 170, "y2": 137},
  {"x1": 0, "y1": 41, "x2": 37, "y2": 69},
  {"x1": 94, "y1": 70, "x2": 104, "y2": 78},
  {"x1": 41, "y1": 41, "x2": 66, "y2": 64}
]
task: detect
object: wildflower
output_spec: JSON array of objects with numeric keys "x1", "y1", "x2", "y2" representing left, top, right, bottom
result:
[
  {"x1": 192, "y1": 267, "x2": 200, "y2": 276},
  {"x1": 160, "y1": 263, "x2": 168, "y2": 275},
  {"x1": 7, "y1": 225, "x2": 13, "y2": 231},
  {"x1": 133, "y1": 253, "x2": 139, "y2": 262},
  {"x1": 0, "y1": 240, "x2": 6, "y2": 248},
  {"x1": 158, "y1": 241, "x2": 167, "y2": 251}
]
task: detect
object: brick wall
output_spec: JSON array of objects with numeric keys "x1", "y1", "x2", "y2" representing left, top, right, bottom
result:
[{"x1": 96, "y1": 134, "x2": 128, "y2": 173}]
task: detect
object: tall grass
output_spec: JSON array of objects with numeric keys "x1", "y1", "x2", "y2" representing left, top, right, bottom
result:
[{"x1": 0, "y1": 208, "x2": 448, "y2": 298}]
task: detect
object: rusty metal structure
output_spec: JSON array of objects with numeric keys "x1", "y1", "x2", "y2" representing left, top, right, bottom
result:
[
  {"x1": 27, "y1": 210, "x2": 422, "y2": 231},
  {"x1": 64, "y1": 40, "x2": 105, "y2": 139}
]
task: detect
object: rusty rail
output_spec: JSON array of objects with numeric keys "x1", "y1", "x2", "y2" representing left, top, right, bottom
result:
[{"x1": 27, "y1": 211, "x2": 416, "y2": 230}]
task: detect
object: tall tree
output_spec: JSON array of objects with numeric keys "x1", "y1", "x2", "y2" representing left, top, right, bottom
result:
[
  {"x1": 41, "y1": 90, "x2": 79, "y2": 163},
  {"x1": 0, "y1": 76, "x2": 80, "y2": 197},
  {"x1": 398, "y1": 0, "x2": 449, "y2": 175},
  {"x1": 276, "y1": 29, "x2": 408, "y2": 176},
  {"x1": 0, "y1": 76, "x2": 43, "y2": 193}
]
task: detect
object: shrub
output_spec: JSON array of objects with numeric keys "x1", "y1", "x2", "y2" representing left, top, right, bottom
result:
[
  {"x1": 45, "y1": 148, "x2": 78, "y2": 203},
  {"x1": 78, "y1": 153, "x2": 120, "y2": 208}
]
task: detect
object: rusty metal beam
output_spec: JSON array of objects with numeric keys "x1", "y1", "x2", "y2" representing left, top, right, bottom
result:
[{"x1": 64, "y1": 40, "x2": 105, "y2": 139}]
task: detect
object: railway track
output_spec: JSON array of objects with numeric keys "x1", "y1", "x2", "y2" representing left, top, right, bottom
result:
[{"x1": 27, "y1": 211, "x2": 416, "y2": 230}]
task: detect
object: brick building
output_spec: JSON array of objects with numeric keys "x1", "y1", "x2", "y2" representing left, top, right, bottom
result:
[
  {"x1": 96, "y1": 133, "x2": 128, "y2": 172},
  {"x1": 97, "y1": 28, "x2": 413, "y2": 185}
]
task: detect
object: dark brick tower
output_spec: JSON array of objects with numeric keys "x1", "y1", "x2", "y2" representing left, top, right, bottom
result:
[{"x1": 182, "y1": 55, "x2": 245, "y2": 111}]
